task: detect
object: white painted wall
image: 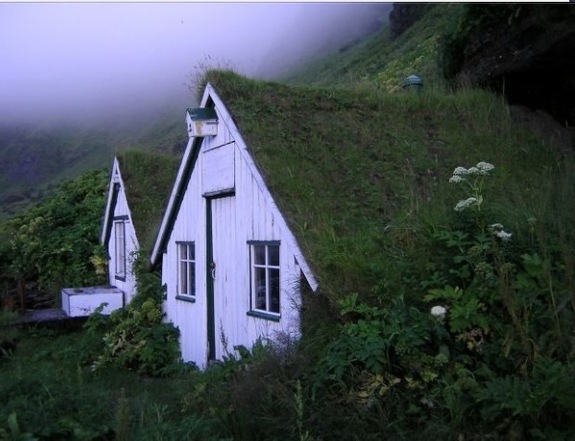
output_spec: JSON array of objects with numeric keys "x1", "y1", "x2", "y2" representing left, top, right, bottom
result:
[{"x1": 103, "y1": 160, "x2": 140, "y2": 305}]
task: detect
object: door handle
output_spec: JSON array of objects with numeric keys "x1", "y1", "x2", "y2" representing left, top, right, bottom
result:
[{"x1": 211, "y1": 261, "x2": 216, "y2": 280}]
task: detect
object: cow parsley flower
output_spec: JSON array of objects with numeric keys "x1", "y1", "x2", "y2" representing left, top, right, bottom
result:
[
  {"x1": 488, "y1": 223, "x2": 512, "y2": 241},
  {"x1": 476, "y1": 162, "x2": 495, "y2": 173},
  {"x1": 454, "y1": 197, "x2": 477, "y2": 211},
  {"x1": 430, "y1": 305, "x2": 447, "y2": 319},
  {"x1": 450, "y1": 161, "x2": 494, "y2": 212},
  {"x1": 496, "y1": 230, "x2": 512, "y2": 241}
]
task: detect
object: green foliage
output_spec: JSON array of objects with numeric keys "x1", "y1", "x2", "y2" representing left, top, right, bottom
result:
[
  {"x1": 0, "y1": 169, "x2": 108, "y2": 298},
  {"x1": 418, "y1": 162, "x2": 575, "y2": 437},
  {"x1": 0, "y1": 310, "x2": 20, "y2": 359},
  {"x1": 89, "y1": 253, "x2": 182, "y2": 377},
  {"x1": 290, "y1": 158, "x2": 575, "y2": 439},
  {"x1": 0, "y1": 328, "x2": 117, "y2": 440},
  {"x1": 0, "y1": 325, "x2": 220, "y2": 440},
  {"x1": 333, "y1": 293, "x2": 444, "y2": 377},
  {"x1": 180, "y1": 337, "x2": 307, "y2": 441}
]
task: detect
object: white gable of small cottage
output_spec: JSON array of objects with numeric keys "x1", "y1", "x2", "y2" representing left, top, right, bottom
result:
[{"x1": 101, "y1": 158, "x2": 140, "y2": 304}]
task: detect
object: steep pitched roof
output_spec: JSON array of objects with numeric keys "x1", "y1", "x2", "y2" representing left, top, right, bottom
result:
[
  {"x1": 152, "y1": 70, "x2": 520, "y2": 301},
  {"x1": 152, "y1": 70, "x2": 417, "y2": 298},
  {"x1": 180, "y1": 70, "x2": 413, "y2": 299},
  {"x1": 101, "y1": 150, "x2": 180, "y2": 253},
  {"x1": 151, "y1": 68, "x2": 574, "y2": 307}
]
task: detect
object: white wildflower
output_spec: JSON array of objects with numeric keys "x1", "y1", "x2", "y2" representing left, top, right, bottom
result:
[
  {"x1": 496, "y1": 230, "x2": 512, "y2": 241},
  {"x1": 489, "y1": 223, "x2": 512, "y2": 241},
  {"x1": 476, "y1": 162, "x2": 495, "y2": 173},
  {"x1": 453, "y1": 166, "x2": 468, "y2": 176},
  {"x1": 430, "y1": 305, "x2": 447, "y2": 319},
  {"x1": 454, "y1": 197, "x2": 477, "y2": 211},
  {"x1": 467, "y1": 166, "x2": 479, "y2": 175},
  {"x1": 449, "y1": 175, "x2": 464, "y2": 184}
]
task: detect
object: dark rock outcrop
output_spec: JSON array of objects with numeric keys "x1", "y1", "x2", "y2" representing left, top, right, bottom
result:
[
  {"x1": 457, "y1": 5, "x2": 575, "y2": 128},
  {"x1": 389, "y1": 3, "x2": 575, "y2": 149}
]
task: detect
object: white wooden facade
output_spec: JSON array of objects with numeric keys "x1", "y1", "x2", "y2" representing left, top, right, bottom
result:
[
  {"x1": 152, "y1": 84, "x2": 318, "y2": 369},
  {"x1": 101, "y1": 158, "x2": 140, "y2": 305}
]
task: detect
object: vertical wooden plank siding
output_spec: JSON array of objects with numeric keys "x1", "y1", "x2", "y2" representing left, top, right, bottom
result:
[
  {"x1": 162, "y1": 147, "x2": 206, "y2": 365},
  {"x1": 211, "y1": 195, "x2": 238, "y2": 359}
]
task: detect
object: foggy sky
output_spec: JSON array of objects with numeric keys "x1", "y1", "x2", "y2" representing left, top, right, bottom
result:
[{"x1": 0, "y1": 2, "x2": 390, "y2": 126}]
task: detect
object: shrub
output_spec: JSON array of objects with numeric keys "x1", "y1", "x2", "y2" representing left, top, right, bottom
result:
[{"x1": 89, "y1": 252, "x2": 182, "y2": 377}]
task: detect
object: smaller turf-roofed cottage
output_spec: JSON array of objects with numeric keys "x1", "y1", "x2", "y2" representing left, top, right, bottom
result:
[
  {"x1": 151, "y1": 82, "x2": 318, "y2": 368},
  {"x1": 101, "y1": 150, "x2": 179, "y2": 304}
]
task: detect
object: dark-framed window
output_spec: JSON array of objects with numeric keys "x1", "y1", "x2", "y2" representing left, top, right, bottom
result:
[
  {"x1": 249, "y1": 241, "x2": 280, "y2": 316},
  {"x1": 114, "y1": 220, "x2": 126, "y2": 280},
  {"x1": 177, "y1": 242, "x2": 196, "y2": 300}
]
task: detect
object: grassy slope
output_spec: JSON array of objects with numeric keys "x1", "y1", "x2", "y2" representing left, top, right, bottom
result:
[
  {"x1": 282, "y1": 3, "x2": 464, "y2": 91},
  {"x1": 205, "y1": 69, "x2": 568, "y2": 307},
  {"x1": 0, "y1": 325, "x2": 197, "y2": 439}
]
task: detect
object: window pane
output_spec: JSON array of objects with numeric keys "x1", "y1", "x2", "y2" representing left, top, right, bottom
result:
[
  {"x1": 180, "y1": 261, "x2": 188, "y2": 295},
  {"x1": 115, "y1": 222, "x2": 125, "y2": 275},
  {"x1": 268, "y1": 245, "x2": 279, "y2": 266},
  {"x1": 189, "y1": 243, "x2": 195, "y2": 261},
  {"x1": 255, "y1": 267, "x2": 266, "y2": 310},
  {"x1": 269, "y1": 268, "x2": 280, "y2": 313},
  {"x1": 254, "y1": 245, "x2": 265, "y2": 265},
  {"x1": 189, "y1": 262, "x2": 195, "y2": 296},
  {"x1": 180, "y1": 244, "x2": 187, "y2": 260}
]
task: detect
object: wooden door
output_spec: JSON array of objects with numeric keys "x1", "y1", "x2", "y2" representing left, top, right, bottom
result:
[{"x1": 205, "y1": 193, "x2": 236, "y2": 361}]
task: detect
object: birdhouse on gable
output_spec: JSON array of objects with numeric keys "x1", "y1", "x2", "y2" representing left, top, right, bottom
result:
[{"x1": 186, "y1": 107, "x2": 218, "y2": 138}]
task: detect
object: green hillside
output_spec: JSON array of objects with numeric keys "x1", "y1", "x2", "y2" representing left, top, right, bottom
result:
[
  {"x1": 282, "y1": 3, "x2": 460, "y2": 91},
  {"x1": 0, "y1": 106, "x2": 187, "y2": 219}
]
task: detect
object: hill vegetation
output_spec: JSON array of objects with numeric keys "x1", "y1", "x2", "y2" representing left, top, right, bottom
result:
[
  {"x1": 1, "y1": 3, "x2": 574, "y2": 440},
  {"x1": 0, "y1": 105, "x2": 187, "y2": 220}
]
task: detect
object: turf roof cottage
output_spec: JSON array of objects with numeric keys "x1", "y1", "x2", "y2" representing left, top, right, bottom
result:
[
  {"x1": 151, "y1": 83, "x2": 318, "y2": 368},
  {"x1": 101, "y1": 151, "x2": 179, "y2": 305},
  {"x1": 101, "y1": 156, "x2": 140, "y2": 304}
]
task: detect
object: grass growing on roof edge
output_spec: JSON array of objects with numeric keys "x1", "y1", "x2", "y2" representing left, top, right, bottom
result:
[{"x1": 116, "y1": 150, "x2": 181, "y2": 252}]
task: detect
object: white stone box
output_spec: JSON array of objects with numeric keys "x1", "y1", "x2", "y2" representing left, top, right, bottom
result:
[{"x1": 61, "y1": 286, "x2": 124, "y2": 317}]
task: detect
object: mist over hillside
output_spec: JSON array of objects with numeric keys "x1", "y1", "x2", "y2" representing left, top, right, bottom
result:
[
  {"x1": 256, "y1": 3, "x2": 392, "y2": 79},
  {"x1": 0, "y1": 3, "x2": 391, "y2": 128},
  {"x1": 0, "y1": 3, "x2": 392, "y2": 218}
]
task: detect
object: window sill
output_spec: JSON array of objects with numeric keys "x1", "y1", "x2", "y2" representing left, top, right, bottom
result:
[
  {"x1": 176, "y1": 295, "x2": 196, "y2": 303},
  {"x1": 246, "y1": 310, "x2": 281, "y2": 322},
  {"x1": 114, "y1": 275, "x2": 126, "y2": 282}
]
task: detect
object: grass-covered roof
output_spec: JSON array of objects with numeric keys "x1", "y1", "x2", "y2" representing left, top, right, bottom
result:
[
  {"x1": 116, "y1": 150, "x2": 180, "y2": 252},
  {"x1": 202, "y1": 69, "x2": 567, "y2": 305}
]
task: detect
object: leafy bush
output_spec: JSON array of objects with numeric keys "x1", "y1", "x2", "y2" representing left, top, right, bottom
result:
[
  {"x1": 88, "y1": 253, "x2": 182, "y2": 377},
  {"x1": 0, "y1": 169, "x2": 109, "y2": 300},
  {"x1": 300, "y1": 161, "x2": 575, "y2": 439}
]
